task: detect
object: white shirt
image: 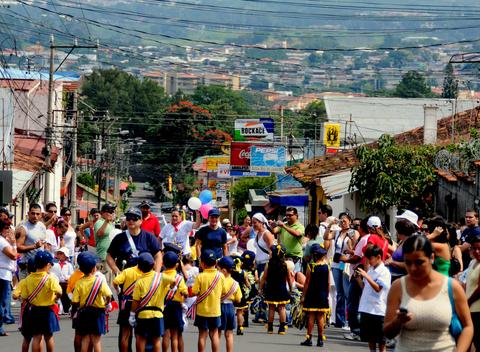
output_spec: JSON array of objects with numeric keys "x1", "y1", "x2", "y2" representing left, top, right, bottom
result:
[
  {"x1": 359, "y1": 262, "x2": 391, "y2": 316},
  {"x1": 0, "y1": 236, "x2": 15, "y2": 281},
  {"x1": 50, "y1": 261, "x2": 74, "y2": 283},
  {"x1": 226, "y1": 233, "x2": 238, "y2": 254},
  {"x1": 160, "y1": 221, "x2": 195, "y2": 255},
  {"x1": 45, "y1": 229, "x2": 58, "y2": 254},
  {"x1": 63, "y1": 230, "x2": 76, "y2": 258}
]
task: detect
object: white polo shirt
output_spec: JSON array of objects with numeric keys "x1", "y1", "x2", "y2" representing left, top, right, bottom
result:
[
  {"x1": 160, "y1": 221, "x2": 195, "y2": 255},
  {"x1": 359, "y1": 262, "x2": 391, "y2": 316},
  {"x1": 0, "y1": 236, "x2": 15, "y2": 281}
]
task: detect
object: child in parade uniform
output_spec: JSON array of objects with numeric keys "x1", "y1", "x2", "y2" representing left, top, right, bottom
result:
[
  {"x1": 241, "y1": 250, "x2": 258, "y2": 329},
  {"x1": 260, "y1": 244, "x2": 293, "y2": 335},
  {"x1": 231, "y1": 256, "x2": 250, "y2": 336},
  {"x1": 300, "y1": 243, "x2": 330, "y2": 347},
  {"x1": 71, "y1": 251, "x2": 112, "y2": 352},
  {"x1": 113, "y1": 260, "x2": 143, "y2": 352},
  {"x1": 129, "y1": 252, "x2": 174, "y2": 352},
  {"x1": 12, "y1": 257, "x2": 38, "y2": 352},
  {"x1": 191, "y1": 249, "x2": 224, "y2": 352},
  {"x1": 19, "y1": 250, "x2": 62, "y2": 352},
  {"x1": 50, "y1": 247, "x2": 74, "y2": 315},
  {"x1": 162, "y1": 251, "x2": 188, "y2": 352},
  {"x1": 218, "y1": 256, "x2": 243, "y2": 352}
]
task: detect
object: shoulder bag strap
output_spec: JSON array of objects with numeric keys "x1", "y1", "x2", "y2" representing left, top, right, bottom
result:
[
  {"x1": 255, "y1": 231, "x2": 270, "y2": 255},
  {"x1": 125, "y1": 230, "x2": 139, "y2": 257}
]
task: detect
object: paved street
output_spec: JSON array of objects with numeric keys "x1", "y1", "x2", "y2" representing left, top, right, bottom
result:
[{"x1": 1, "y1": 308, "x2": 366, "y2": 351}]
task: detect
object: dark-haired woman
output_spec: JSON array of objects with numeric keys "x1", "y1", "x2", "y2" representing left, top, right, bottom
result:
[
  {"x1": 385, "y1": 219, "x2": 418, "y2": 282},
  {"x1": 426, "y1": 216, "x2": 452, "y2": 276},
  {"x1": 384, "y1": 235, "x2": 473, "y2": 352}
]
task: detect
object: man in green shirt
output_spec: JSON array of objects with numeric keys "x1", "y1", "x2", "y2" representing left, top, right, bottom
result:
[
  {"x1": 94, "y1": 203, "x2": 116, "y2": 279},
  {"x1": 270, "y1": 207, "x2": 305, "y2": 271}
]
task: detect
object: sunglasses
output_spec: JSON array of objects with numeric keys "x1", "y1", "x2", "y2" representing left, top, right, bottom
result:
[
  {"x1": 126, "y1": 215, "x2": 140, "y2": 222},
  {"x1": 64, "y1": 213, "x2": 72, "y2": 216},
  {"x1": 47, "y1": 210, "x2": 57, "y2": 213}
]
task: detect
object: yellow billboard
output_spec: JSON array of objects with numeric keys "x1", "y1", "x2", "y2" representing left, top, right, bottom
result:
[
  {"x1": 206, "y1": 156, "x2": 230, "y2": 171},
  {"x1": 323, "y1": 123, "x2": 341, "y2": 148}
]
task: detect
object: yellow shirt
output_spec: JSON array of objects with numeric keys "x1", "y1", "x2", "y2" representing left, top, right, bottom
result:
[
  {"x1": 222, "y1": 275, "x2": 242, "y2": 304},
  {"x1": 133, "y1": 271, "x2": 175, "y2": 319},
  {"x1": 72, "y1": 275, "x2": 112, "y2": 309},
  {"x1": 190, "y1": 246, "x2": 197, "y2": 261},
  {"x1": 113, "y1": 266, "x2": 143, "y2": 294},
  {"x1": 20, "y1": 271, "x2": 62, "y2": 306},
  {"x1": 67, "y1": 270, "x2": 84, "y2": 294},
  {"x1": 13, "y1": 277, "x2": 27, "y2": 299},
  {"x1": 192, "y1": 268, "x2": 224, "y2": 317},
  {"x1": 163, "y1": 269, "x2": 188, "y2": 303}
]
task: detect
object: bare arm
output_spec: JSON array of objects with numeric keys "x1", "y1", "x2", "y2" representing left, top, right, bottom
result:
[
  {"x1": 279, "y1": 222, "x2": 303, "y2": 237},
  {"x1": 300, "y1": 268, "x2": 311, "y2": 302},
  {"x1": 192, "y1": 211, "x2": 201, "y2": 230},
  {"x1": 454, "y1": 279, "x2": 474, "y2": 352},
  {"x1": 16, "y1": 227, "x2": 40, "y2": 253},
  {"x1": 154, "y1": 251, "x2": 163, "y2": 272},
  {"x1": 96, "y1": 219, "x2": 111, "y2": 238},
  {"x1": 195, "y1": 239, "x2": 202, "y2": 261},
  {"x1": 106, "y1": 253, "x2": 120, "y2": 275}
]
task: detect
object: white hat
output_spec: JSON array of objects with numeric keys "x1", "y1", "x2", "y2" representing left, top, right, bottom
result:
[
  {"x1": 330, "y1": 224, "x2": 342, "y2": 232},
  {"x1": 56, "y1": 247, "x2": 70, "y2": 257},
  {"x1": 395, "y1": 210, "x2": 419, "y2": 227},
  {"x1": 252, "y1": 212, "x2": 268, "y2": 225},
  {"x1": 367, "y1": 216, "x2": 382, "y2": 228},
  {"x1": 221, "y1": 218, "x2": 231, "y2": 225}
]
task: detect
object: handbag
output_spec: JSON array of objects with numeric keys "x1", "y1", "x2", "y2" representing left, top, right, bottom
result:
[{"x1": 447, "y1": 277, "x2": 463, "y2": 339}]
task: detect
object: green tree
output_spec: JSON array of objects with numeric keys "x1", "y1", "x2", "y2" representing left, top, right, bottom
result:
[
  {"x1": 297, "y1": 100, "x2": 327, "y2": 139},
  {"x1": 442, "y1": 63, "x2": 458, "y2": 99},
  {"x1": 394, "y1": 70, "x2": 433, "y2": 98},
  {"x1": 349, "y1": 135, "x2": 437, "y2": 214},
  {"x1": 77, "y1": 173, "x2": 96, "y2": 189},
  {"x1": 231, "y1": 175, "x2": 276, "y2": 209}
]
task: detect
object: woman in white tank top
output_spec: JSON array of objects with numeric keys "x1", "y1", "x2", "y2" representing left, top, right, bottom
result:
[
  {"x1": 251, "y1": 213, "x2": 274, "y2": 276},
  {"x1": 384, "y1": 235, "x2": 473, "y2": 352}
]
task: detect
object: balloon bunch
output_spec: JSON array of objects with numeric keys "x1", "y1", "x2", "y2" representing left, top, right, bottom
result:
[{"x1": 187, "y1": 190, "x2": 214, "y2": 218}]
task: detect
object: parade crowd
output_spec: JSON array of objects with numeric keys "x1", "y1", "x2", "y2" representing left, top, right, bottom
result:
[{"x1": 0, "y1": 200, "x2": 480, "y2": 352}]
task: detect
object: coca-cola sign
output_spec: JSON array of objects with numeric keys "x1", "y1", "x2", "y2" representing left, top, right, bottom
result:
[{"x1": 230, "y1": 142, "x2": 252, "y2": 171}]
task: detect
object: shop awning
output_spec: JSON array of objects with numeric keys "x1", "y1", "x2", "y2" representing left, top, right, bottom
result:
[
  {"x1": 268, "y1": 188, "x2": 309, "y2": 207},
  {"x1": 317, "y1": 170, "x2": 354, "y2": 199}
]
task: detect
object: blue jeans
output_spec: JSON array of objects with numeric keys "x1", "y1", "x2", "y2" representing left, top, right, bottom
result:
[
  {"x1": 0, "y1": 279, "x2": 10, "y2": 333},
  {"x1": 332, "y1": 267, "x2": 350, "y2": 327}
]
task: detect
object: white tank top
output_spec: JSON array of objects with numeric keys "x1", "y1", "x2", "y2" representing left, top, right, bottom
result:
[
  {"x1": 20, "y1": 221, "x2": 47, "y2": 261},
  {"x1": 254, "y1": 231, "x2": 270, "y2": 264},
  {"x1": 396, "y1": 276, "x2": 455, "y2": 352}
]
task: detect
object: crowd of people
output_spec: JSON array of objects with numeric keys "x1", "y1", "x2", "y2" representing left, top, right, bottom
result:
[{"x1": 0, "y1": 200, "x2": 480, "y2": 352}]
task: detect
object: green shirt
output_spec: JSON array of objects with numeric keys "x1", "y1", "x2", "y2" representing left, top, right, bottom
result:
[
  {"x1": 94, "y1": 218, "x2": 114, "y2": 261},
  {"x1": 279, "y1": 221, "x2": 305, "y2": 258}
]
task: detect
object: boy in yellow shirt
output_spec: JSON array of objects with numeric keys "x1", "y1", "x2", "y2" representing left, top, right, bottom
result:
[
  {"x1": 113, "y1": 261, "x2": 143, "y2": 352},
  {"x1": 129, "y1": 252, "x2": 174, "y2": 352},
  {"x1": 162, "y1": 251, "x2": 188, "y2": 352},
  {"x1": 191, "y1": 249, "x2": 224, "y2": 352},
  {"x1": 71, "y1": 251, "x2": 112, "y2": 352},
  {"x1": 218, "y1": 256, "x2": 243, "y2": 352},
  {"x1": 20, "y1": 250, "x2": 62, "y2": 352}
]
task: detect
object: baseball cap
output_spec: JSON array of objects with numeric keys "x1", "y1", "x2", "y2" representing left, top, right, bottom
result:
[
  {"x1": 0, "y1": 207, "x2": 14, "y2": 218},
  {"x1": 218, "y1": 256, "x2": 234, "y2": 270},
  {"x1": 201, "y1": 249, "x2": 217, "y2": 266},
  {"x1": 125, "y1": 207, "x2": 142, "y2": 218},
  {"x1": 90, "y1": 208, "x2": 100, "y2": 215},
  {"x1": 208, "y1": 208, "x2": 220, "y2": 217},
  {"x1": 137, "y1": 252, "x2": 155, "y2": 272},
  {"x1": 221, "y1": 218, "x2": 231, "y2": 226},
  {"x1": 270, "y1": 244, "x2": 286, "y2": 257},
  {"x1": 77, "y1": 252, "x2": 97, "y2": 274},
  {"x1": 367, "y1": 216, "x2": 382, "y2": 228},
  {"x1": 34, "y1": 250, "x2": 54, "y2": 269},
  {"x1": 395, "y1": 210, "x2": 419, "y2": 227},
  {"x1": 163, "y1": 242, "x2": 182, "y2": 254},
  {"x1": 311, "y1": 243, "x2": 327, "y2": 257},
  {"x1": 163, "y1": 251, "x2": 179, "y2": 269},
  {"x1": 101, "y1": 203, "x2": 116, "y2": 212},
  {"x1": 56, "y1": 247, "x2": 70, "y2": 257},
  {"x1": 138, "y1": 201, "x2": 151, "y2": 208},
  {"x1": 241, "y1": 250, "x2": 256, "y2": 265}
]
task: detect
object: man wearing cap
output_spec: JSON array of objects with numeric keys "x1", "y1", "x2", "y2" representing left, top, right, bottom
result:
[
  {"x1": 107, "y1": 207, "x2": 162, "y2": 275},
  {"x1": 16, "y1": 203, "x2": 47, "y2": 279},
  {"x1": 160, "y1": 208, "x2": 201, "y2": 256},
  {"x1": 195, "y1": 208, "x2": 228, "y2": 259},
  {"x1": 139, "y1": 201, "x2": 161, "y2": 237}
]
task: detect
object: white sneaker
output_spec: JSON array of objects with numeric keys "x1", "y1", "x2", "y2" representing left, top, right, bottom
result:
[
  {"x1": 344, "y1": 332, "x2": 361, "y2": 341},
  {"x1": 342, "y1": 325, "x2": 351, "y2": 332}
]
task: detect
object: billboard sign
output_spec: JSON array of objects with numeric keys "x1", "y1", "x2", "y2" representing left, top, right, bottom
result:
[
  {"x1": 217, "y1": 164, "x2": 231, "y2": 179},
  {"x1": 324, "y1": 123, "x2": 341, "y2": 148},
  {"x1": 206, "y1": 156, "x2": 230, "y2": 171},
  {"x1": 250, "y1": 146, "x2": 286, "y2": 172},
  {"x1": 234, "y1": 118, "x2": 274, "y2": 141},
  {"x1": 230, "y1": 170, "x2": 270, "y2": 177},
  {"x1": 230, "y1": 142, "x2": 252, "y2": 171}
]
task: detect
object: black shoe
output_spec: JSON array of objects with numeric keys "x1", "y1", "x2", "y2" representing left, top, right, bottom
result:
[
  {"x1": 267, "y1": 322, "x2": 274, "y2": 334},
  {"x1": 300, "y1": 335, "x2": 312, "y2": 346},
  {"x1": 317, "y1": 339, "x2": 324, "y2": 347},
  {"x1": 237, "y1": 327, "x2": 244, "y2": 336},
  {"x1": 278, "y1": 322, "x2": 286, "y2": 335}
]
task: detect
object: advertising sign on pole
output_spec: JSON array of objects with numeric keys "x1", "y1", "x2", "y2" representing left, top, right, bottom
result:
[
  {"x1": 217, "y1": 164, "x2": 231, "y2": 179},
  {"x1": 230, "y1": 142, "x2": 252, "y2": 171},
  {"x1": 234, "y1": 118, "x2": 274, "y2": 141},
  {"x1": 323, "y1": 123, "x2": 341, "y2": 148},
  {"x1": 206, "y1": 156, "x2": 230, "y2": 171},
  {"x1": 250, "y1": 146, "x2": 286, "y2": 173},
  {"x1": 230, "y1": 170, "x2": 270, "y2": 177}
]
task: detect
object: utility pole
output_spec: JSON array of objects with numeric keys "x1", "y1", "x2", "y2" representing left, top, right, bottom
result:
[
  {"x1": 70, "y1": 92, "x2": 78, "y2": 224},
  {"x1": 44, "y1": 35, "x2": 98, "y2": 203},
  {"x1": 280, "y1": 106, "x2": 284, "y2": 144}
]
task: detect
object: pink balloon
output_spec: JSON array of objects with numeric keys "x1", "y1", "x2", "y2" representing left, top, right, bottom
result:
[{"x1": 200, "y1": 203, "x2": 213, "y2": 219}]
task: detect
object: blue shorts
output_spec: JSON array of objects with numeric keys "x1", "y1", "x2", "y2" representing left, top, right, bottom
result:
[
  {"x1": 75, "y1": 307, "x2": 106, "y2": 336},
  {"x1": 194, "y1": 315, "x2": 221, "y2": 330},
  {"x1": 28, "y1": 306, "x2": 60, "y2": 335},
  {"x1": 164, "y1": 301, "x2": 185, "y2": 332},
  {"x1": 135, "y1": 317, "x2": 164, "y2": 338},
  {"x1": 220, "y1": 303, "x2": 236, "y2": 331}
]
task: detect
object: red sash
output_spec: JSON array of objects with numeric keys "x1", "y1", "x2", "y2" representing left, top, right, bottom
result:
[
  {"x1": 187, "y1": 272, "x2": 221, "y2": 320},
  {"x1": 136, "y1": 273, "x2": 162, "y2": 312},
  {"x1": 221, "y1": 281, "x2": 238, "y2": 303},
  {"x1": 165, "y1": 274, "x2": 182, "y2": 302},
  {"x1": 120, "y1": 281, "x2": 136, "y2": 310}
]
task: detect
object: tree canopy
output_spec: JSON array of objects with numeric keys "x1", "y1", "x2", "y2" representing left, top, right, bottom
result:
[
  {"x1": 442, "y1": 63, "x2": 458, "y2": 99},
  {"x1": 393, "y1": 70, "x2": 434, "y2": 98},
  {"x1": 349, "y1": 135, "x2": 437, "y2": 214}
]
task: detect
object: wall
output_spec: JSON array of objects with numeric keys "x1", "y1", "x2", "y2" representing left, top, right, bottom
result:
[{"x1": 436, "y1": 177, "x2": 476, "y2": 224}]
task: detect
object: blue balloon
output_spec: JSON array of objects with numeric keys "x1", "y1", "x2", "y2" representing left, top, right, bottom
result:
[{"x1": 199, "y1": 190, "x2": 213, "y2": 204}]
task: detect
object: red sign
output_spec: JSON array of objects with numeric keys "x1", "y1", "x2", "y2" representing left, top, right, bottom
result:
[{"x1": 230, "y1": 142, "x2": 252, "y2": 171}]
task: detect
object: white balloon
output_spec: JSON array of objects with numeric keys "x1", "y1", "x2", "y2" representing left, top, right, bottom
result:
[{"x1": 187, "y1": 197, "x2": 202, "y2": 210}]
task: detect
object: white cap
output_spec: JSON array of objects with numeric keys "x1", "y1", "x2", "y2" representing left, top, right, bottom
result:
[
  {"x1": 326, "y1": 216, "x2": 336, "y2": 225},
  {"x1": 395, "y1": 210, "x2": 419, "y2": 227},
  {"x1": 56, "y1": 247, "x2": 70, "y2": 257},
  {"x1": 221, "y1": 218, "x2": 231, "y2": 225},
  {"x1": 367, "y1": 216, "x2": 382, "y2": 228}
]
